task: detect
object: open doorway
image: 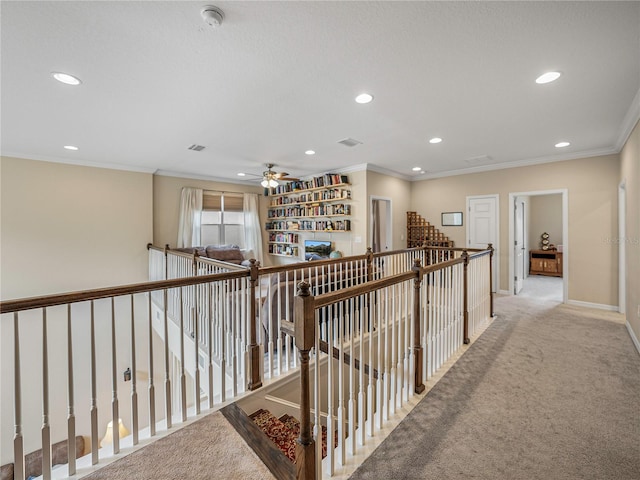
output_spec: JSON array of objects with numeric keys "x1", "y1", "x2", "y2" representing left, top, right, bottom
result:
[
  {"x1": 509, "y1": 190, "x2": 568, "y2": 303},
  {"x1": 370, "y1": 196, "x2": 392, "y2": 253}
]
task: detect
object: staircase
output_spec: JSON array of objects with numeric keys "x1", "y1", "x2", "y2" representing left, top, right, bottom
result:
[
  {"x1": 250, "y1": 409, "x2": 335, "y2": 463},
  {"x1": 406, "y1": 211, "x2": 454, "y2": 248}
]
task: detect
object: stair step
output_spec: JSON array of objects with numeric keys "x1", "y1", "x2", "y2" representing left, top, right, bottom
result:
[{"x1": 251, "y1": 410, "x2": 336, "y2": 462}]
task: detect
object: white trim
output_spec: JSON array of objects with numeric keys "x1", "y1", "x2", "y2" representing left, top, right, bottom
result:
[
  {"x1": 619, "y1": 180, "x2": 627, "y2": 314},
  {"x1": 508, "y1": 189, "x2": 568, "y2": 303},
  {"x1": 416, "y1": 147, "x2": 618, "y2": 181},
  {"x1": 626, "y1": 322, "x2": 640, "y2": 355},
  {"x1": 498, "y1": 289, "x2": 510, "y2": 296},
  {"x1": 1, "y1": 151, "x2": 157, "y2": 174},
  {"x1": 615, "y1": 86, "x2": 640, "y2": 152},
  {"x1": 566, "y1": 300, "x2": 618, "y2": 312},
  {"x1": 154, "y1": 169, "x2": 265, "y2": 187}
]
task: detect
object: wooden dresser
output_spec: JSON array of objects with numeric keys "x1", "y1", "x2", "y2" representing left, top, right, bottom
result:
[{"x1": 529, "y1": 250, "x2": 563, "y2": 277}]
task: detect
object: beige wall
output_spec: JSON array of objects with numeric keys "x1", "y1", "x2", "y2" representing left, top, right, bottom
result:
[
  {"x1": 529, "y1": 194, "x2": 563, "y2": 251},
  {"x1": 410, "y1": 154, "x2": 620, "y2": 306},
  {"x1": 1, "y1": 157, "x2": 152, "y2": 297},
  {"x1": 620, "y1": 120, "x2": 640, "y2": 347},
  {"x1": 0, "y1": 156, "x2": 154, "y2": 463},
  {"x1": 367, "y1": 171, "x2": 412, "y2": 252}
]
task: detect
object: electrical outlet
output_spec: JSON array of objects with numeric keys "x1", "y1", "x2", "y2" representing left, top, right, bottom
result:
[{"x1": 637, "y1": 304, "x2": 640, "y2": 319}]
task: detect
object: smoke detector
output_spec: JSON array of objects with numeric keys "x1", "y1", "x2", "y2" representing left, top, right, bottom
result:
[{"x1": 201, "y1": 5, "x2": 224, "y2": 27}]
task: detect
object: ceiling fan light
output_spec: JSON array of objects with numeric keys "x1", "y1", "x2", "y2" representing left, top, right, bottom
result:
[
  {"x1": 269, "y1": 179, "x2": 279, "y2": 188},
  {"x1": 261, "y1": 179, "x2": 269, "y2": 188}
]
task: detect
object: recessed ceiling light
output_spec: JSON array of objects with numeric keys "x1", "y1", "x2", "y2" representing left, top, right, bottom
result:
[
  {"x1": 412, "y1": 167, "x2": 422, "y2": 171},
  {"x1": 555, "y1": 141, "x2": 571, "y2": 148},
  {"x1": 420, "y1": 170, "x2": 426, "y2": 174},
  {"x1": 52, "y1": 72, "x2": 82, "y2": 86},
  {"x1": 305, "y1": 150, "x2": 315, "y2": 155},
  {"x1": 429, "y1": 137, "x2": 442, "y2": 144},
  {"x1": 237, "y1": 172, "x2": 246, "y2": 176},
  {"x1": 535, "y1": 71, "x2": 561, "y2": 84},
  {"x1": 355, "y1": 93, "x2": 373, "y2": 104},
  {"x1": 64, "y1": 145, "x2": 78, "y2": 150}
]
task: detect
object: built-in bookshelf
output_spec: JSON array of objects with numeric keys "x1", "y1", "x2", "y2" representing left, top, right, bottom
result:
[{"x1": 266, "y1": 173, "x2": 352, "y2": 257}]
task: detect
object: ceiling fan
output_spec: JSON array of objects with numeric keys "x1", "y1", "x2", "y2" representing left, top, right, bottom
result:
[{"x1": 260, "y1": 163, "x2": 299, "y2": 188}]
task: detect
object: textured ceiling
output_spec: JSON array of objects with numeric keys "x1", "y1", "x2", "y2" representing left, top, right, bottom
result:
[{"x1": 1, "y1": 1, "x2": 639, "y2": 183}]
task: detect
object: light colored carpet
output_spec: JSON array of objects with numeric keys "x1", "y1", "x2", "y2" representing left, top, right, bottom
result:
[
  {"x1": 82, "y1": 411, "x2": 276, "y2": 480},
  {"x1": 519, "y1": 274, "x2": 563, "y2": 302},
  {"x1": 349, "y1": 294, "x2": 640, "y2": 480}
]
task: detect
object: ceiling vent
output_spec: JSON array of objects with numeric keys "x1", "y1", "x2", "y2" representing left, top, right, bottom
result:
[
  {"x1": 338, "y1": 138, "x2": 363, "y2": 147},
  {"x1": 464, "y1": 155, "x2": 493, "y2": 164},
  {"x1": 188, "y1": 144, "x2": 206, "y2": 151}
]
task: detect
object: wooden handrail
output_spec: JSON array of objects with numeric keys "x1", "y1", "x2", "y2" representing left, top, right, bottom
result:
[
  {"x1": 0, "y1": 270, "x2": 248, "y2": 314},
  {"x1": 318, "y1": 339, "x2": 379, "y2": 380}
]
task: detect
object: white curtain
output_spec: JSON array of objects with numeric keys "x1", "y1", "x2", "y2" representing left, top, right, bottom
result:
[
  {"x1": 243, "y1": 193, "x2": 264, "y2": 264},
  {"x1": 177, "y1": 187, "x2": 203, "y2": 247}
]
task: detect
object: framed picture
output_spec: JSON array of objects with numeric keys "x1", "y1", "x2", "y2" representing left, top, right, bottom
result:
[{"x1": 441, "y1": 212, "x2": 463, "y2": 226}]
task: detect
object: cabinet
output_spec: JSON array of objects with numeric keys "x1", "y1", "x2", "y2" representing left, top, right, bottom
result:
[
  {"x1": 529, "y1": 250, "x2": 563, "y2": 277},
  {"x1": 265, "y1": 174, "x2": 351, "y2": 257}
]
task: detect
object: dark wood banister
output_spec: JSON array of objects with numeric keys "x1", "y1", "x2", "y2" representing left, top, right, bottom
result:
[
  {"x1": 0, "y1": 270, "x2": 248, "y2": 314},
  {"x1": 318, "y1": 339, "x2": 379, "y2": 380}
]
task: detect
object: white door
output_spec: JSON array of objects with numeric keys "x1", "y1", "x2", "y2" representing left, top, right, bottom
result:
[
  {"x1": 514, "y1": 199, "x2": 525, "y2": 294},
  {"x1": 467, "y1": 195, "x2": 499, "y2": 291}
]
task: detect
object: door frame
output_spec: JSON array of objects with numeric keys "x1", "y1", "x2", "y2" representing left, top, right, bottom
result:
[
  {"x1": 466, "y1": 194, "x2": 499, "y2": 292},
  {"x1": 508, "y1": 189, "x2": 568, "y2": 303},
  {"x1": 514, "y1": 197, "x2": 526, "y2": 294},
  {"x1": 618, "y1": 180, "x2": 626, "y2": 314},
  {"x1": 369, "y1": 196, "x2": 393, "y2": 252}
]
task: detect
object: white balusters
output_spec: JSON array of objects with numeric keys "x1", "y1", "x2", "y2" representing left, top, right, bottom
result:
[
  {"x1": 147, "y1": 294, "x2": 156, "y2": 437},
  {"x1": 66, "y1": 304, "x2": 76, "y2": 475},
  {"x1": 90, "y1": 301, "x2": 99, "y2": 465},
  {"x1": 13, "y1": 312, "x2": 25, "y2": 480},
  {"x1": 110, "y1": 298, "x2": 121, "y2": 454},
  {"x1": 130, "y1": 295, "x2": 139, "y2": 444}
]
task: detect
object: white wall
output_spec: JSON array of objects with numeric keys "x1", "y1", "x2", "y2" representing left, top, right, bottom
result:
[{"x1": 1, "y1": 156, "x2": 153, "y2": 464}]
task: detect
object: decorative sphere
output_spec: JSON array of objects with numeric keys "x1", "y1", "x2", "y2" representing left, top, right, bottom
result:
[{"x1": 329, "y1": 250, "x2": 342, "y2": 259}]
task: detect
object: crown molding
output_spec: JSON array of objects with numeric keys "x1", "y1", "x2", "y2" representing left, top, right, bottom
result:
[
  {"x1": 0, "y1": 152, "x2": 157, "y2": 174},
  {"x1": 615, "y1": 85, "x2": 640, "y2": 152},
  {"x1": 414, "y1": 147, "x2": 619, "y2": 181},
  {"x1": 153, "y1": 169, "x2": 264, "y2": 188},
  {"x1": 364, "y1": 163, "x2": 413, "y2": 181}
]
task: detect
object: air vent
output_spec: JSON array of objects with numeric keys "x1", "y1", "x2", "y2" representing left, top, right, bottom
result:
[
  {"x1": 464, "y1": 155, "x2": 493, "y2": 164},
  {"x1": 338, "y1": 138, "x2": 363, "y2": 147},
  {"x1": 188, "y1": 144, "x2": 206, "y2": 151}
]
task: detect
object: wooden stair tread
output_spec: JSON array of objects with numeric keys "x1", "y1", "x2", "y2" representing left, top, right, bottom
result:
[{"x1": 251, "y1": 409, "x2": 335, "y2": 463}]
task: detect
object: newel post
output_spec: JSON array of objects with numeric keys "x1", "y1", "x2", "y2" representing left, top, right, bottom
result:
[
  {"x1": 163, "y1": 244, "x2": 170, "y2": 281},
  {"x1": 248, "y1": 259, "x2": 262, "y2": 390},
  {"x1": 365, "y1": 247, "x2": 374, "y2": 282},
  {"x1": 462, "y1": 250, "x2": 470, "y2": 344},
  {"x1": 488, "y1": 243, "x2": 495, "y2": 317},
  {"x1": 294, "y1": 281, "x2": 316, "y2": 480},
  {"x1": 412, "y1": 259, "x2": 425, "y2": 394}
]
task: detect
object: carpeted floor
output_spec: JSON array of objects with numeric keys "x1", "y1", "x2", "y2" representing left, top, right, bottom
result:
[
  {"x1": 349, "y1": 295, "x2": 640, "y2": 479},
  {"x1": 82, "y1": 411, "x2": 276, "y2": 480}
]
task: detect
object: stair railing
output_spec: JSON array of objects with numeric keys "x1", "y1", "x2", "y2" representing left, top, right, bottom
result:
[
  {"x1": 1, "y1": 243, "x2": 491, "y2": 480},
  {"x1": 1, "y1": 270, "x2": 247, "y2": 480},
  {"x1": 288, "y1": 246, "x2": 493, "y2": 479}
]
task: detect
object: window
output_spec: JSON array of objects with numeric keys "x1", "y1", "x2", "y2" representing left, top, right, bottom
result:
[{"x1": 201, "y1": 192, "x2": 245, "y2": 248}]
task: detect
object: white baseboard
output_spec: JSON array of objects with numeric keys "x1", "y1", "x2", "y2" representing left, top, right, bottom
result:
[
  {"x1": 566, "y1": 300, "x2": 618, "y2": 312},
  {"x1": 626, "y1": 322, "x2": 640, "y2": 355},
  {"x1": 498, "y1": 289, "x2": 510, "y2": 295}
]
